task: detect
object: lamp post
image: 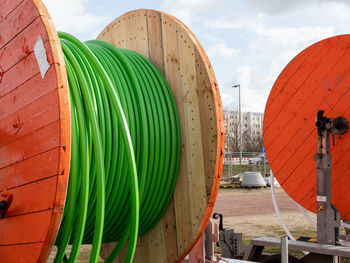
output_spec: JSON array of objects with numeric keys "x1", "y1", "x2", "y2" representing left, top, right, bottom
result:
[{"x1": 233, "y1": 84, "x2": 242, "y2": 165}]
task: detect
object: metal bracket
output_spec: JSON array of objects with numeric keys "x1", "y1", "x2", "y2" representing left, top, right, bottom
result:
[
  {"x1": 315, "y1": 110, "x2": 348, "y2": 244},
  {"x1": 213, "y1": 213, "x2": 243, "y2": 259}
]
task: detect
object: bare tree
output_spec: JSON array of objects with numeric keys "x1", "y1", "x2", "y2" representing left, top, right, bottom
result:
[
  {"x1": 224, "y1": 111, "x2": 264, "y2": 153},
  {"x1": 242, "y1": 130, "x2": 263, "y2": 152},
  {"x1": 225, "y1": 122, "x2": 240, "y2": 152}
]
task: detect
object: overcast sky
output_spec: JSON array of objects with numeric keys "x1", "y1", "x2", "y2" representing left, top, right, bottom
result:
[{"x1": 43, "y1": 0, "x2": 350, "y2": 113}]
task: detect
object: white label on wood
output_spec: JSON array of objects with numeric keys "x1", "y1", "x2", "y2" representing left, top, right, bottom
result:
[
  {"x1": 317, "y1": 195, "x2": 327, "y2": 202},
  {"x1": 34, "y1": 36, "x2": 50, "y2": 78}
]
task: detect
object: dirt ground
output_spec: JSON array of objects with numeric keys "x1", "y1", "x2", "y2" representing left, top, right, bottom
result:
[
  {"x1": 48, "y1": 187, "x2": 347, "y2": 262},
  {"x1": 213, "y1": 187, "x2": 318, "y2": 239}
]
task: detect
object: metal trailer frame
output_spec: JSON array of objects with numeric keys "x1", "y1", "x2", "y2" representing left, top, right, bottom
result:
[{"x1": 243, "y1": 237, "x2": 350, "y2": 262}]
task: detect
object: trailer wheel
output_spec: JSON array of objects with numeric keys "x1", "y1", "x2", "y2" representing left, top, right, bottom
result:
[{"x1": 261, "y1": 254, "x2": 302, "y2": 263}]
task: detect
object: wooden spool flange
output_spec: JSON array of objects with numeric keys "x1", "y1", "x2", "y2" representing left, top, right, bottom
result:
[
  {"x1": 264, "y1": 35, "x2": 350, "y2": 220},
  {"x1": 0, "y1": 1, "x2": 224, "y2": 262},
  {"x1": 97, "y1": 9, "x2": 224, "y2": 263}
]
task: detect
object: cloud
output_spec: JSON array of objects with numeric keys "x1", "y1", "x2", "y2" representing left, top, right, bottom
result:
[
  {"x1": 207, "y1": 42, "x2": 240, "y2": 58},
  {"x1": 221, "y1": 93, "x2": 236, "y2": 110},
  {"x1": 246, "y1": 0, "x2": 350, "y2": 15},
  {"x1": 255, "y1": 26, "x2": 334, "y2": 49},
  {"x1": 159, "y1": 0, "x2": 350, "y2": 113},
  {"x1": 204, "y1": 11, "x2": 333, "y2": 50},
  {"x1": 236, "y1": 66, "x2": 252, "y2": 89},
  {"x1": 160, "y1": 0, "x2": 229, "y2": 26},
  {"x1": 245, "y1": 25, "x2": 334, "y2": 112},
  {"x1": 246, "y1": 0, "x2": 312, "y2": 14},
  {"x1": 222, "y1": 65, "x2": 269, "y2": 112},
  {"x1": 201, "y1": 5, "x2": 335, "y2": 112},
  {"x1": 233, "y1": 66, "x2": 269, "y2": 112},
  {"x1": 161, "y1": 0, "x2": 222, "y2": 10},
  {"x1": 320, "y1": 1, "x2": 349, "y2": 18},
  {"x1": 204, "y1": 13, "x2": 266, "y2": 30},
  {"x1": 252, "y1": 25, "x2": 334, "y2": 74},
  {"x1": 42, "y1": 0, "x2": 110, "y2": 39}
]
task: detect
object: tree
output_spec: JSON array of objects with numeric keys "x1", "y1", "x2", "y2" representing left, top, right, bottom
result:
[
  {"x1": 242, "y1": 130, "x2": 263, "y2": 152},
  {"x1": 224, "y1": 111, "x2": 264, "y2": 154},
  {"x1": 225, "y1": 122, "x2": 240, "y2": 152}
]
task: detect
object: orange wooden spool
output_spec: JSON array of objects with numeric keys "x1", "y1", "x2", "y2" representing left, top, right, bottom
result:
[
  {"x1": 0, "y1": 0, "x2": 70, "y2": 262},
  {"x1": 264, "y1": 35, "x2": 350, "y2": 220},
  {"x1": 0, "y1": 1, "x2": 223, "y2": 262}
]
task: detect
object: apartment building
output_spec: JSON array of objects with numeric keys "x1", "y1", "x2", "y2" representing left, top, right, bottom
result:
[{"x1": 224, "y1": 110, "x2": 264, "y2": 150}]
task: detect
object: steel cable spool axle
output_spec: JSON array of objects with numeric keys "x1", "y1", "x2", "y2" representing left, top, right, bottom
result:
[{"x1": 54, "y1": 32, "x2": 181, "y2": 263}]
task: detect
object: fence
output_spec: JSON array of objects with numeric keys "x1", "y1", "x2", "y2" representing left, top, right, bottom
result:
[
  {"x1": 223, "y1": 152, "x2": 263, "y2": 165},
  {"x1": 223, "y1": 152, "x2": 270, "y2": 178}
]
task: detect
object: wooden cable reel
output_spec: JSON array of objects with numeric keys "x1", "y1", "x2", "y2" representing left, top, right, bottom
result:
[
  {"x1": 0, "y1": 0, "x2": 224, "y2": 262},
  {"x1": 264, "y1": 35, "x2": 350, "y2": 220}
]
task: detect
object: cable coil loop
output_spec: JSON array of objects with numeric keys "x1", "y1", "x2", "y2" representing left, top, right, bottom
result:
[{"x1": 54, "y1": 32, "x2": 181, "y2": 263}]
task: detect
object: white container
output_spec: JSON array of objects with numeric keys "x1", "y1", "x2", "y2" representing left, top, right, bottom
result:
[{"x1": 241, "y1": 172, "x2": 266, "y2": 187}]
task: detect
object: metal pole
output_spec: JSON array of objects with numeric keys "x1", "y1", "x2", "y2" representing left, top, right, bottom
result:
[
  {"x1": 315, "y1": 111, "x2": 344, "y2": 244},
  {"x1": 253, "y1": 152, "x2": 256, "y2": 172},
  {"x1": 233, "y1": 84, "x2": 242, "y2": 165},
  {"x1": 281, "y1": 236, "x2": 288, "y2": 263},
  {"x1": 239, "y1": 85, "x2": 242, "y2": 165},
  {"x1": 229, "y1": 152, "x2": 232, "y2": 177}
]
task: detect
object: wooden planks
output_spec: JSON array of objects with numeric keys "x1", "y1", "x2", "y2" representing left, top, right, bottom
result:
[
  {"x1": 0, "y1": 41, "x2": 54, "y2": 97},
  {"x1": 0, "y1": 148, "x2": 61, "y2": 188},
  {"x1": 0, "y1": 0, "x2": 40, "y2": 49},
  {"x1": 0, "y1": 210, "x2": 52, "y2": 245},
  {"x1": 0, "y1": 0, "x2": 24, "y2": 21},
  {"x1": 0, "y1": 0, "x2": 70, "y2": 262},
  {"x1": 0, "y1": 16, "x2": 51, "y2": 71},
  {"x1": 264, "y1": 35, "x2": 350, "y2": 219},
  {"x1": 0, "y1": 89, "x2": 59, "y2": 149},
  {"x1": 4, "y1": 176, "x2": 58, "y2": 217},
  {"x1": 98, "y1": 9, "x2": 224, "y2": 262},
  {"x1": 0, "y1": 242, "x2": 43, "y2": 263}
]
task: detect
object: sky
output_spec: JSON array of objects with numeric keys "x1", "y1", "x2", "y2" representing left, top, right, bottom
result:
[{"x1": 42, "y1": 0, "x2": 350, "y2": 113}]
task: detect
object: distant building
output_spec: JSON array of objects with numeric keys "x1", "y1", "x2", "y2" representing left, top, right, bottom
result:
[{"x1": 224, "y1": 110, "x2": 264, "y2": 152}]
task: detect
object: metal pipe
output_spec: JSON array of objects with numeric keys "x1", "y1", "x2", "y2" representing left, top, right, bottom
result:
[
  {"x1": 233, "y1": 84, "x2": 242, "y2": 165},
  {"x1": 270, "y1": 172, "x2": 295, "y2": 241},
  {"x1": 281, "y1": 236, "x2": 288, "y2": 263}
]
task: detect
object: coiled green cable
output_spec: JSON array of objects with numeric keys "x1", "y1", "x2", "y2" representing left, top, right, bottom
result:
[{"x1": 54, "y1": 32, "x2": 181, "y2": 263}]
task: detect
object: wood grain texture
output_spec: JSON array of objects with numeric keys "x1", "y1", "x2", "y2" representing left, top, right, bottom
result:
[
  {"x1": 0, "y1": 0, "x2": 70, "y2": 262},
  {"x1": 0, "y1": 0, "x2": 23, "y2": 21},
  {"x1": 264, "y1": 35, "x2": 350, "y2": 219},
  {"x1": 0, "y1": 242, "x2": 43, "y2": 262},
  {"x1": 98, "y1": 9, "x2": 224, "y2": 262}
]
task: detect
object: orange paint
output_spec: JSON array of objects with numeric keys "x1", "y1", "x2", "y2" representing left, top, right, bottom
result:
[
  {"x1": 0, "y1": 242, "x2": 44, "y2": 262},
  {"x1": 0, "y1": 0, "x2": 70, "y2": 262},
  {"x1": 264, "y1": 35, "x2": 350, "y2": 219},
  {"x1": 0, "y1": 0, "x2": 23, "y2": 21}
]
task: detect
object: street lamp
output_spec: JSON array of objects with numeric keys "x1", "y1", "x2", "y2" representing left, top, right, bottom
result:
[{"x1": 233, "y1": 84, "x2": 242, "y2": 165}]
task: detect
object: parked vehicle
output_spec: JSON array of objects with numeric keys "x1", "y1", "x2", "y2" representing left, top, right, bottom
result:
[{"x1": 249, "y1": 153, "x2": 267, "y2": 164}]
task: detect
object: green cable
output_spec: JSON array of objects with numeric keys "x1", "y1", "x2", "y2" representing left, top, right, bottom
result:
[{"x1": 54, "y1": 32, "x2": 181, "y2": 263}]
